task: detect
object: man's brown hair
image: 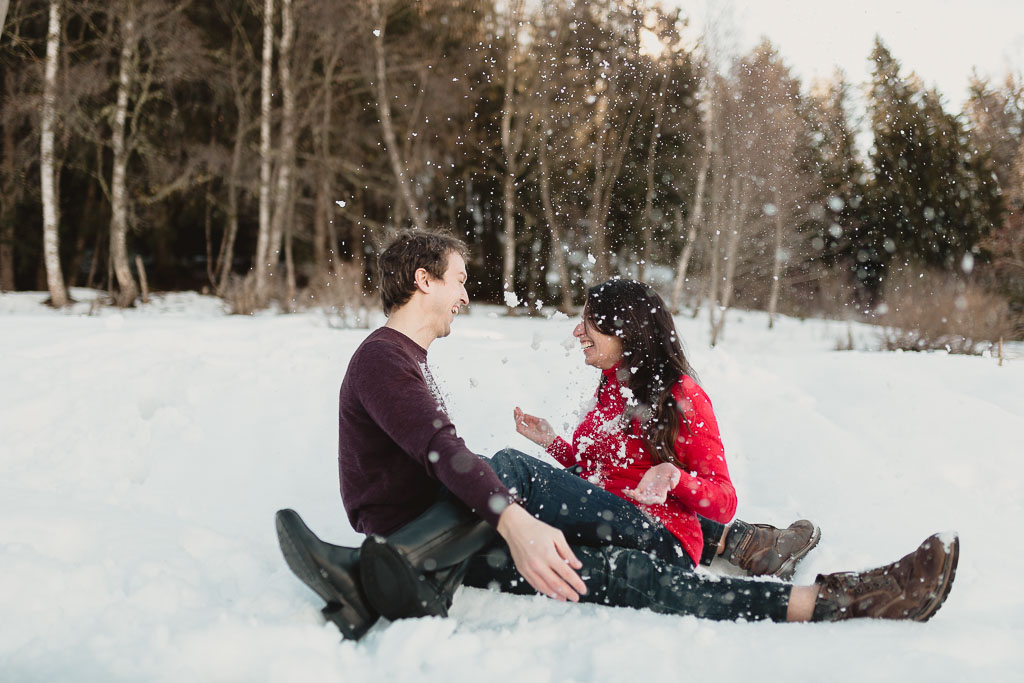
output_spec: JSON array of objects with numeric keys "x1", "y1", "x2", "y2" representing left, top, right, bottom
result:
[{"x1": 378, "y1": 230, "x2": 469, "y2": 315}]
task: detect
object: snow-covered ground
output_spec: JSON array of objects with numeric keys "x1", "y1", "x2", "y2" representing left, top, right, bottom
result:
[{"x1": 2, "y1": 289, "x2": 1022, "y2": 682}]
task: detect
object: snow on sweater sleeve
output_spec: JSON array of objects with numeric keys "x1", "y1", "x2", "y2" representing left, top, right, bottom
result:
[
  {"x1": 350, "y1": 338, "x2": 514, "y2": 527},
  {"x1": 545, "y1": 436, "x2": 577, "y2": 468},
  {"x1": 667, "y1": 377, "x2": 737, "y2": 523}
]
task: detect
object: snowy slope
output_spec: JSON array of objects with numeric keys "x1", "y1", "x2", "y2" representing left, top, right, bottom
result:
[{"x1": 1, "y1": 290, "x2": 1021, "y2": 682}]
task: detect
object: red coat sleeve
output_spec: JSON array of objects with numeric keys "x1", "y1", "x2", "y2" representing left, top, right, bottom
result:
[
  {"x1": 666, "y1": 378, "x2": 737, "y2": 523},
  {"x1": 545, "y1": 436, "x2": 578, "y2": 468}
]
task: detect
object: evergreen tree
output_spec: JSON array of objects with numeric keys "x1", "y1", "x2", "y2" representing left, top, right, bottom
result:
[
  {"x1": 862, "y1": 38, "x2": 1001, "y2": 298},
  {"x1": 805, "y1": 72, "x2": 866, "y2": 273}
]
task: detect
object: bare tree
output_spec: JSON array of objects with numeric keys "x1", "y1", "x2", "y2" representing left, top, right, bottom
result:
[
  {"x1": 537, "y1": 134, "x2": 575, "y2": 312},
  {"x1": 312, "y1": 37, "x2": 342, "y2": 285},
  {"x1": 525, "y1": 0, "x2": 652, "y2": 285},
  {"x1": 748, "y1": 45, "x2": 813, "y2": 328},
  {"x1": 213, "y1": 4, "x2": 257, "y2": 294},
  {"x1": 766, "y1": 187, "x2": 788, "y2": 328},
  {"x1": 41, "y1": 0, "x2": 67, "y2": 307},
  {"x1": 735, "y1": 42, "x2": 820, "y2": 328},
  {"x1": 0, "y1": 105, "x2": 15, "y2": 292},
  {"x1": 305, "y1": 2, "x2": 368, "y2": 297},
  {"x1": 499, "y1": 0, "x2": 526, "y2": 300},
  {"x1": 709, "y1": 174, "x2": 751, "y2": 345},
  {"x1": 675, "y1": 2, "x2": 748, "y2": 340},
  {"x1": 108, "y1": 6, "x2": 139, "y2": 306},
  {"x1": 268, "y1": 0, "x2": 296, "y2": 302},
  {"x1": 252, "y1": 0, "x2": 275, "y2": 302},
  {"x1": 75, "y1": 0, "x2": 211, "y2": 307},
  {"x1": 639, "y1": 72, "x2": 666, "y2": 282},
  {"x1": 682, "y1": 33, "x2": 819, "y2": 343},
  {"x1": 530, "y1": 5, "x2": 576, "y2": 311},
  {"x1": 370, "y1": 0, "x2": 425, "y2": 232},
  {"x1": 700, "y1": 66, "x2": 758, "y2": 346},
  {"x1": 670, "y1": 74, "x2": 711, "y2": 311},
  {"x1": 585, "y1": 65, "x2": 653, "y2": 282}
]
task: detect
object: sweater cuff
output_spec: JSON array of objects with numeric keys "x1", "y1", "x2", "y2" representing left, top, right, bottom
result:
[
  {"x1": 545, "y1": 436, "x2": 575, "y2": 466},
  {"x1": 669, "y1": 471, "x2": 703, "y2": 503}
]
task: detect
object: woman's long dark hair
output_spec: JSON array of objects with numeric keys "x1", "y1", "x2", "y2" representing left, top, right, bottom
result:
[{"x1": 585, "y1": 279, "x2": 697, "y2": 467}]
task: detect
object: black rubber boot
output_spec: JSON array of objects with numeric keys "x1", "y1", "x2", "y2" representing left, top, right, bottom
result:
[
  {"x1": 275, "y1": 509, "x2": 379, "y2": 640},
  {"x1": 359, "y1": 499, "x2": 496, "y2": 621}
]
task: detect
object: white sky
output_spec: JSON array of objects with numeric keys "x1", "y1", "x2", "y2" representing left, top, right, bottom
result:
[{"x1": 669, "y1": 0, "x2": 1024, "y2": 109}]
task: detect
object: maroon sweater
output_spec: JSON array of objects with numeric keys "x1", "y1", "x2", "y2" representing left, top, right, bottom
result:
[{"x1": 338, "y1": 327, "x2": 513, "y2": 535}]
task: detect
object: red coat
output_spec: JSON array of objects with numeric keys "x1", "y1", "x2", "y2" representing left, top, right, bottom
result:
[{"x1": 546, "y1": 366, "x2": 737, "y2": 564}]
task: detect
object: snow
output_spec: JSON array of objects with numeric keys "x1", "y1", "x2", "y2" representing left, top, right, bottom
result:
[{"x1": 2, "y1": 289, "x2": 1022, "y2": 682}]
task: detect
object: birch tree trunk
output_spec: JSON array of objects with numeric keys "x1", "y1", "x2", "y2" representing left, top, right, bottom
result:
[
  {"x1": 586, "y1": 70, "x2": 651, "y2": 282},
  {"x1": 671, "y1": 99, "x2": 711, "y2": 310},
  {"x1": 215, "y1": 38, "x2": 251, "y2": 295},
  {"x1": 269, "y1": 0, "x2": 296, "y2": 302},
  {"x1": 707, "y1": 247, "x2": 723, "y2": 343},
  {"x1": 313, "y1": 163, "x2": 330, "y2": 281},
  {"x1": 694, "y1": 117, "x2": 725, "y2": 321},
  {"x1": 499, "y1": 0, "x2": 523, "y2": 299},
  {"x1": 41, "y1": 0, "x2": 67, "y2": 307},
  {"x1": 767, "y1": 186, "x2": 785, "y2": 328},
  {"x1": 640, "y1": 75, "x2": 665, "y2": 282},
  {"x1": 284, "y1": 199, "x2": 296, "y2": 304},
  {"x1": 253, "y1": 0, "x2": 274, "y2": 300},
  {"x1": 670, "y1": 207, "x2": 696, "y2": 306},
  {"x1": 710, "y1": 178, "x2": 750, "y2": 346},
  {"x1": 371, "y1": 0, "x2": 425, "y2": 232},
  {"x1": 538, "y1": 135, "x2": 573, "y2": 312},
  {"x1": 109, "y1": 9, "x2": 138, "y2": 307},
  {"x1": 720, "y1": 182, "x2": 748, "y2": 312},
  {"x1": 587, "y1": 92, "x2": 610, "y2": 280},
  {"x1": 313, "y1": 50, "x2": 339, "y2": 282},
  {"x1": 0, "y1": 120, "x2": 15, "y2": 291},
  {"x1": 704, "y1": 119, "x2": 727, "y2": 332},
  {"x1": 216, "y1": 96, "x2": 245, "y2": 294}
]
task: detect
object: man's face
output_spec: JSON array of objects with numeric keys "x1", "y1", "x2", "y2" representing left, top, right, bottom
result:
[{"x1": 426, "y1": 251, "x2": 469, "y2": 339}]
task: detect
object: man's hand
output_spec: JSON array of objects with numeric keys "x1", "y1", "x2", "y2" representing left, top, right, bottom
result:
[
  {"x1": 513, "y1": 407, "x2": 556, "y2": 448},
  {"x1": 622, "y1": 462, "x2": 682, "y2": 505},
  {"x1": 495, "y1": 503, "x2": 587, "y2": 601}
]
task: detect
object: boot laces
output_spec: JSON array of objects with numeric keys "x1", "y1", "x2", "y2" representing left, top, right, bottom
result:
[
  {"x1": 822, "y1": 569, "x2": 898, "y2": 599},
  {"x1": 850, "y1": 570, "x2": 899, "y2": 597}
]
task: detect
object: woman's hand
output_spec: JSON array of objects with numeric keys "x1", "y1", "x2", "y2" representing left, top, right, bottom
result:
[
  {"x1": 622, "y1": 462, "x2": 682, "y2": 505},
  {"x1": 513, "y1": 406, "x2": 556, "y2": 448}
]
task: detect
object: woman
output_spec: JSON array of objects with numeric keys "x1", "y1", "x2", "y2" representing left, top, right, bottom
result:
[{"x1": 514, "y1": 278, "x2": 819, "y2": 576}]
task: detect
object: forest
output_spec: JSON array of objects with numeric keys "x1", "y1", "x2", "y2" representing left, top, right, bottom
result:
[{"x1": 2, "y1": 0, "x2": 1022, "y2": 346}]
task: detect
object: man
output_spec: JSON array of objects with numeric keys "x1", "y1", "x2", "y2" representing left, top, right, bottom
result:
[{"x1": 276, "y1": 230, "x2": 958, "y2": 640}]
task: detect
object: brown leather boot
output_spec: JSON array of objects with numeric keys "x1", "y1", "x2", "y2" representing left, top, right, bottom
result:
[
  {"x1": 723, "y1": 519, "x2": 821, "y2": 579},
  {"x1": 812, "y1": 533, "x2": 959, "y2": 622}
]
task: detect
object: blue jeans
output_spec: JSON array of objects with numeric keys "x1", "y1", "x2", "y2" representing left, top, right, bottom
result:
[
  {"x1": 487, "y1": 448, "x2": 693, "y2": 568},
  {"x1": 463, "y1": 449, "x2": 790, "y2": 622}
]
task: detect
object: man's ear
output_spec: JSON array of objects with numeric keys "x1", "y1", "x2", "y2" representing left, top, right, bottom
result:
[{"x1": 414, "y1": 267, "x2": 432, "y2": 293}]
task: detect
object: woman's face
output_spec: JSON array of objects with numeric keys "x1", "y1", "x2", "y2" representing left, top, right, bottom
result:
[{"x1": 573, "y1": 315, "x2": 624, "y2": 370}]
